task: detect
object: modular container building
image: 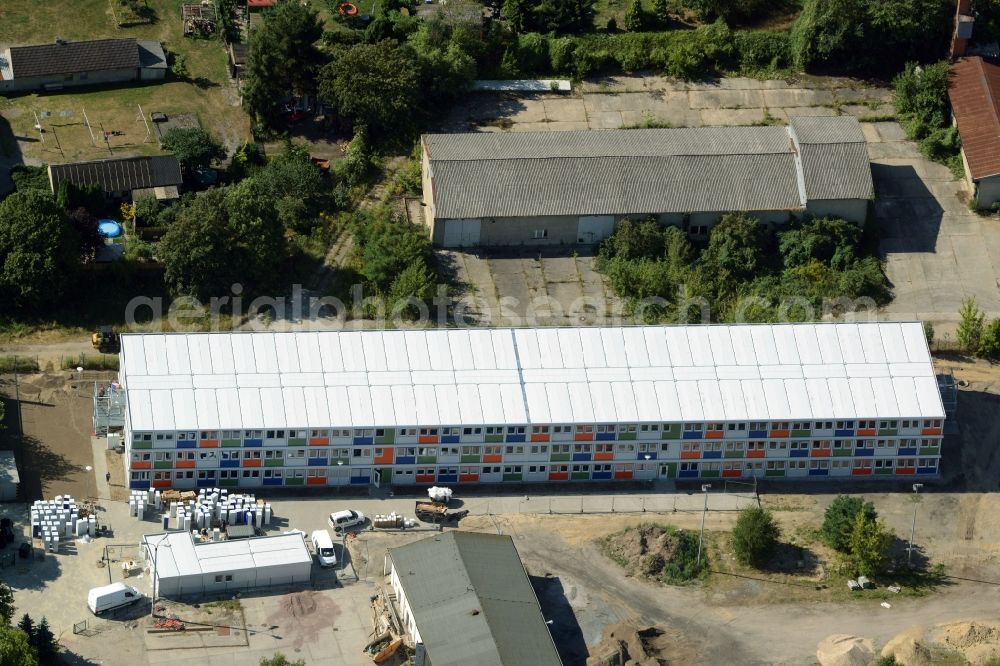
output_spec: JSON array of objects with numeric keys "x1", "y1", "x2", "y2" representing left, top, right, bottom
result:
[
  {"x1": 119, "y1": 322, "x2": 945, "y2": 492},
  {"x1": 142, "y1": 531, "x2": 311, "y2": 598}
]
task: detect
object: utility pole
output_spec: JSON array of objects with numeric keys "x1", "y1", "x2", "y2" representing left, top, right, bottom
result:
[
  {"x1": 696, "y1": 483, "x2": 711, "y2": 567},
  {"x1": 82, "y1": 108, "x2": 96, "y2": 146},
  {"x1": 907, "y1": 483, "x2": 923, "y2": 566}
]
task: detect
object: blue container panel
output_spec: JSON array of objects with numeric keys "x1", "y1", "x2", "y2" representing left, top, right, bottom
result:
[
  {"x1": 505, "y1": 435, "x2": 526, "y2": 443},
  {"x1": 308, "y1": 457, "x2": 327, "y2": 466},
  {"x1": 130, "y1": 480, "x2": 151, "y2": 490},
  {"x1": 438, "y1": 474, "x2": 458, "y2": 483},
  {"x1": 262, "y1": 478, "x2": 283, "y2": 486},
  {"x1": 196, "y1": 478, "x2": 216, "y2": 487},
  {"x1": 835, "y1": 429, "x2": 854, "y2": 437},
  {"x1": 221, "y1": 459, "x2": 239, "y2": 468},
  {"x1": 898, "y1": 447, "x2": 917, "y2": 456},
  {"x1": 244, "y1": 439, "x2": 263, "y2": 447},
  {"x1": 591, "y1": 471, "x2": 613, "y2": 480},
  {"x1": 749, "y1": 430, "x2": 768, "y2": 438},
  {"x1": 176, "y1": 440, "x2": 196, "y2": 449},
  {"x1": 353, "y1": 437, "x2": 373, "y2": 446},
  {"x1": 854, "y1": 448, "x2": 874, "y2": 457},
  {"x1": 682, "y1": 431, "x2": 703, "y2": 440},
  {"x1": 703, "y1": 451, "x2": 722, "y2": 459},
  {"x1": 572, "y1": 453, "x2": 592, "y2": 462},
  {"x1": 637, "y1": 452, "x2": 657, "y2": 460},
  {"x1": 790, "y1": 449, "x2": 808, "y2": 458},
  {"x1": 596, "y1": 433, "x2": 616, "y2": 441},
  {"x1": 441, "y1": 436, "x2": 460, "y2": 444},
  {"x1": 678, "y1": 470, "x2": 699, "y2": 478},
  {"x1": 395, "y1": 456, "x2": 415, "y2": 465},
  {"x1": 350, "y1": 476, "x2": 371, "y2": 485},
  {"x1": 917, "y1": 467, "x2": 937, "y2": 475},
  {"x1": 808, "y1": 468, "x2": 829, "y2": 476}
]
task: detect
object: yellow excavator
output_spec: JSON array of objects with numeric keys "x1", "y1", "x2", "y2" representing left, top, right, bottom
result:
[{"x1": 91, "y1": 326, "x2": 121, "y2": 354}]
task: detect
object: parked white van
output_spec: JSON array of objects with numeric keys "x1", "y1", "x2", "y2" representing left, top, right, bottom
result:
[
  {"x1": 87, "y1": 582, "x2": 142, "y2": 615},
  {"x1": 311, "y1": 530, "x2": 337, "y2": 567}
]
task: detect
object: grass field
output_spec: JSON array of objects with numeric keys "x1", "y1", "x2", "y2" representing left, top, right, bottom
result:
[{"x1": 0, "y1": 0, "x2": 250, "y2": 164}]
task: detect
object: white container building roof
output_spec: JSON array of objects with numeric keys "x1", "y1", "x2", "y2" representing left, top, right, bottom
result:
[
  {"x1": 141, "y1": 531, "x2": 311, "y2": 579},
  {"x1": 120, "y1": 323, "x2": 943, "y2": 431}
]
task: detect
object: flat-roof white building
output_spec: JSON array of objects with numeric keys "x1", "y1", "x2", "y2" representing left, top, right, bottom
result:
[
  {"x1": 142, "y1": 531, "x2": 312, "y2": 599},
  {"x1": 119, "y1": 323, "x2": 945, "y2": 491}
]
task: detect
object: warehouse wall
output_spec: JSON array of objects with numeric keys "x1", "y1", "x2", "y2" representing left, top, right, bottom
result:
[
  {"x1": 974, "y1": 174, "x2": 1000, "y2": 209},
  {"x1": 0, "y1": 67, "x2": 138, "y2": 93},
  {"x1": 804, "y1": 199, "x2": 868, "y2": 224}
]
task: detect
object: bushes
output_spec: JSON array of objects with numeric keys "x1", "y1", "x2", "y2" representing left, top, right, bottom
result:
[
  {"x1": 733, "y1": 31, "x2": 791, "y2": 76},
  {"x1": 731, "y1": 507, "x2": 780, "y2": 567},
  {"x1": 821, "y1": 495, "x2": 877, "y2": 552}
]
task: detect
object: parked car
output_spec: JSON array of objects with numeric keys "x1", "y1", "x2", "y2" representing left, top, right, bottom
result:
[
  {"x1": 328, "y1": 509, "x2": 366, "y2": 532},
  {"x1": 88, "y1": 582, "x2": 142, "y2": 615},
  {"x1": 311, "y1": 530, "x2": 337, "y2": 567}
]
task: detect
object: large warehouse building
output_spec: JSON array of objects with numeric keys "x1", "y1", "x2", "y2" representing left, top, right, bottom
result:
[
  {"x1": 419, "y1": 116, "x2": 873, "y2": 247},
  {"x1": 118, "y1": 323, "x2": 944, "y2": 492}
]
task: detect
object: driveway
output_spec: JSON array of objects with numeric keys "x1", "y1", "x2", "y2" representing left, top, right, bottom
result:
[{"x1": 868, "y1": 122, "x2": 1000, "y2": 332}]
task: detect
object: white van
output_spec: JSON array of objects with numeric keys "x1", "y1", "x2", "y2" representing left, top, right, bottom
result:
[
  {"x1": 311, "y1": 530, "x2": 337, "y2": 568},
  {"x1": 87, "y1": 582, "x2": 142, "y2": 615}
]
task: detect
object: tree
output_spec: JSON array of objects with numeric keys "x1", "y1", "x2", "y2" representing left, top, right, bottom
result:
[
  {"x1": 821, "y1": 495, "x2": 876, "y2": 553},
  {"x1": 537, "y1": 0, "x2": 596, "y2": 34},
  {"x1": 730, "y1": 507, "x2": 780, "y2": 567},
  {"x1": 15, "y1": 615, "x2": 31, "y2": 640},
  {"x1": 502, "y1": 0, "x2": 534, "y2": 32},
  {"x1": 0, "y1": 626, "x2": 36, "y2": 666},
  {"x1": 0, "y1": 189, "x2": 80, "y2": 310},
  {"x1": 319, "y1": 40, "x2": 421, "y2": 142},
  {"x1": 67, "y1": 207, "x2": 104, "y2": 258},
  {"x1": 358, "y1": 216, "x2": 436, "y2": 292},
  {"x1": 848, "y1": 510, "x2": 892, "y2": 577},
  {"x1": 978, "y1": 319, "x2": 1000, "y2": 359},
  {"x1": 688, "y1": 0, "x2": 768, "y2": 23},
  {"x1": 389, "y1": 259, "x2": 438, "y2": 319},
  {"x1": 31, "y1": 618, "x2": 55, "y2": 665},
  {"x1": 957, "y1": 296, "x2": 985, "y2": 354},
  {"x1": 778, "y1": 217, "x2": 861, "y2": 271},
  {"x1": 161, "y1": 128, "x2": 226, "y2": 171},
  {"x1": 259, "y1": 654, "x2": 306, "y2": 666},
  {"x1": 894, "y1": 61, "x2": 952, "y2": 135},
  {"x1": 652, "y1": 0, "x2": 670, "y2": 26},
  {"x1": 623, "y1": 0, "x2": 645, "y2": 31},
  {"x1": 242, "y1": 1, "x2": 325, "y2": 125},
  {"x1": 702, "y1": 213, "x2": 770, "y2": 284}
]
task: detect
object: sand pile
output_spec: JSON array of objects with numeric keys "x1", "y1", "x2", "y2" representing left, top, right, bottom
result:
[
  {"x1": 933, "y1": 620, "x2": 1000, "y2": 664},
  {"x1": 816, "y1": 634, "x2": 874, "y2": 666},
  {"x1": 880, "y1": 627, "x2": 932, "y2": 666},
  {"x1": 602, "y1": 525, "x2": 683, "y2": 578},
  {"x1": 587, "y1": 621, "x2": 673, "y2": 666}
]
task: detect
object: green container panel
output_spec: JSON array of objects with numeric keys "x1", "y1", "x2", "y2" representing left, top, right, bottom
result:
[
  {"x1": 571, "y1": 472, "x2": 590, "y2": 480},
  {"x1": 662, "y1": 425, "x2": 681, "y2": 439},
  {"x1": 765, "y1": 469, "x2": 786, "y2": 477},
  {"x1": 132, "y1": 440, "x2": 152, "y2": 449},
  {"x1": 416, "y1": 456, "x2": 437, "y2": 464},
  {"x1": 153, "y1": 461, "x2": 173, "y2": 469},
  {"x1": 724, "y1": 450, "x2": 744, "y2": 459},
  {"x1": 502, "y1": 474, "x2": 523, "y2": 482},
  {"x1": 375, "y1": 433, "x2": 395, "y2": 445},
  {"x1": 285, "y1": 477, "x2": 305, "y2": 486},
  {"x1": 460, "y1": 455, "x2": 481, "y2": 463},
  {"x1": 878, "y1": 429, "x2": 898, "y2": 436},
  {"x1": 549, "y1": 453, "x2": 571, "y2": 462},
  {"x1": 791, "y1": 430, "x2": 811, "y2": 438},
  {"x1": 662, "y1": 463, "x2": 677, "y2": 478},
  {"x1": 485, "y1": 435, "x2": 504, "y2": 443},
  {"x1": 288, "y1": 438, "x2": 307, "y2": 446},
  {"x1": 919, "y1": 447, "x2": 939, "y2": 456},
  {"x1": 874, "y1": 468, "x2": 893, "y2": 475},
  {"x1": 219, "y1": 478, "x2": 239, "y2": 487},
  {"x1": 264, "y1": 459, "x2": 284, "y2": 467},
  {"x1": 379, "y1": 468, "x2": 393, "y2": 483},
  {"x1": 617, "y1": 433, "x2": 637, "y2": 441},
  {"x1": 221, "y1": 440, "x2": 242, "y2": 448},
  {"x1": 832, "y1": 449, "x2": 852, "y2": 457},
  {"x1": 700, "y1": 470, "x2": 720, "y2": 478}
]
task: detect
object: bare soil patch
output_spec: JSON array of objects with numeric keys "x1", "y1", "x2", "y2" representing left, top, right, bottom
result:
[{"x1": 587, "y1": 620, "x2": 696, "y2": 666}]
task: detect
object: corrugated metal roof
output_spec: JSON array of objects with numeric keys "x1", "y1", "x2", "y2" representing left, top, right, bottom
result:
[
  {"x1": 431, "y1": 154, "x2": 802, "y2": 219},
  {"x1": 388, "y1": 532, "x2": 561, "y2": 666},
  {"x1": 142, "y1": 532, "x2": 310, "y2": 579},
  {"x1": 426, "y1": 118, "x2": 872, "y2": 219},
  {"x1": 49, "y1": 155, "x2": 182, "y2": 195},
  {"x1": 120, "y1": 323, "x2": 943, "y2": 432},
  {"x1": 948, "y1": 56, "x2": 1000, "y2": 180},
  {"x1": 9, "y1": 38, "x2": 140, "y2": 78}
]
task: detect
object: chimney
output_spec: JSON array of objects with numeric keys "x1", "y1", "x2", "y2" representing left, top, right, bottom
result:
[{"x1": 951, "y1": 0, "x2": 975, "y2": 59}]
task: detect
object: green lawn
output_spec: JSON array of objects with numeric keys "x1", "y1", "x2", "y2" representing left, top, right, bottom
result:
[{"x1": 1, "y1": 0, "x2": 249, "y2": 163}]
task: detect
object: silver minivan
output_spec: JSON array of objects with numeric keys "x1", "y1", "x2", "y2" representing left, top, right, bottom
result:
[{"x1": 311, "y1": 529, "x2": 337, "y2": 567}]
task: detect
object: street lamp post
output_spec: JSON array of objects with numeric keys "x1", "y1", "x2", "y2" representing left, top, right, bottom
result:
[
  {"x1": 696, "y1": 483, "x2": 711, "y2": 567},
  {"x1": 907, "y1": 483, "x2": 924, "y2": 566},
  {"x1": 150, "y1": 538, "x2": 173, "y2": 617}
]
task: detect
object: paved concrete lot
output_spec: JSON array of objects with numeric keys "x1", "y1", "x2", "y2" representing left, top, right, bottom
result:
[
  {"x1": 445, "y1": 75, "x2": 892, "y2": 132},
  {"x1": 869, "y1": 122, "x2": 1000, "y2": 330}
]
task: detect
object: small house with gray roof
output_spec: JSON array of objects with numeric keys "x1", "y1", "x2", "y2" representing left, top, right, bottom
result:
[
  {"x1": 420, "y1": 116, "x2": 873, "y2": 247},
  {"x1": 0, "y1": 38, "x2": 166, "y2": 93},
  {"x1": 384, "y1": 531, "x2": 561, "y2": 666}
]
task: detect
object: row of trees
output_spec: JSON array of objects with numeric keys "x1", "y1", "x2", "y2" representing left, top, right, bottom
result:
[
  {"x1": 956, "y1": 297, "x2": 1000, "y2": 359},
  {"x1": 597, "y1": 214, "x2": 890, "y2": 323},
  {"x1": 0, "y1": 582, "x2": 51, "y2": 665}
]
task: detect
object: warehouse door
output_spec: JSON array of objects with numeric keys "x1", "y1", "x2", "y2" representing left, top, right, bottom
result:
[
  {"x1": 442, "y1": 219, "x2": 481, "y2": 247},
  {"x1": 577, "y1": 216, "x2": 615, "y2": 244}
]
